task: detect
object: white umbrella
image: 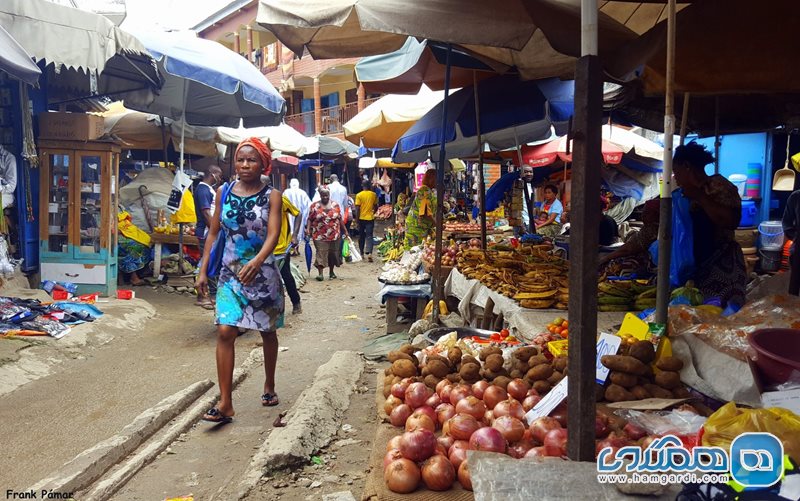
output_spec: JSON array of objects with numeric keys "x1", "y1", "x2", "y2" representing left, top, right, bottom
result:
[{"x1": 217, "y1": 123, "x2": 309, "y2": 156}]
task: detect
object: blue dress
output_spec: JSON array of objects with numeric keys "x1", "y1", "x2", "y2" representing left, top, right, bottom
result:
[{"x1": 215, "y1": 184, "x2": 284, "y2": 331}]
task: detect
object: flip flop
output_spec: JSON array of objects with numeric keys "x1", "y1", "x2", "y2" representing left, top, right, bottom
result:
[
  {"x1": 261, "y1": 392, "x2": 279, "y2": 407},
  {"x1": 201, "y1": 407, "x2": 233, "y2": 424},
  {"x1": 315, "y1": 276, "x2": 324, "y2": 282}
]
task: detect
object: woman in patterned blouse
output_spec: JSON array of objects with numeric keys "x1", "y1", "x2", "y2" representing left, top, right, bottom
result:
[{"x1": 305, "y1": 185, "x2": 349, "y2": 281}]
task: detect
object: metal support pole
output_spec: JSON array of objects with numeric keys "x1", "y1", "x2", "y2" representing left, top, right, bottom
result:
[
  {"x1": 679, "y1": 93, "x2": 690, "y2": 145},
  {"x1": 473, "y1": 71, "x2": 487, "y2": 251}
]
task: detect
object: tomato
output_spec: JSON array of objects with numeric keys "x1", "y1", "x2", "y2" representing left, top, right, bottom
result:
[
  {"x1": 562, "y1": 320, "x2": 568, "y2": 328},
  {"x1": 500, "y1": 328, "x2": 510, "y2": 338},
  {"x1": 490, "y1": 333, "x2": 502, "y2": 341},
  {"x1": 561, "y1": 329, "x2": 568, "y2": 338},
  {"x1": 554, "y1": 326, "x2": 563, "y2": 335}
]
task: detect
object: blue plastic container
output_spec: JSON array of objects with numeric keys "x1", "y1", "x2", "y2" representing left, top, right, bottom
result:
[{"x1": 739, "y1": 200, "x2": 757, "y2": 227}]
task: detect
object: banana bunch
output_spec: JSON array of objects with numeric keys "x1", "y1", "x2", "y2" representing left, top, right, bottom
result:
[
  {"x1": 634, "y1": 284, "x2": 658, "y2": 310},
  {"x1": 382, "y1": 247, "x2": 403, "y2": 262},
  {"x1": 670, "y1": 280, "x2": 703, "y2": 306},
  {"x1": 597, "y1": 280, "x2": 635, "y2": 311},
  {"x1": 423, "y1": 300, "x2": 449, "y2": 318}
]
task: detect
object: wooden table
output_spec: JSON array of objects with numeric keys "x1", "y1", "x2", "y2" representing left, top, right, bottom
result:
[{"x1": 150, "y1": 233, "x2": 200, "y2": 277}]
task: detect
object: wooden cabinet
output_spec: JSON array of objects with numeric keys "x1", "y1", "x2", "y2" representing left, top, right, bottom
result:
[{"x1": 38, "y1": 140, "x2": 120, "y2": 295}]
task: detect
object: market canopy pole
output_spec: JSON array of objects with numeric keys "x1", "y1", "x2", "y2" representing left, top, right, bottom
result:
[
  {"x1": 655, "y1": 0, "x2": 677, "y2": 326},
  {"x1": 567, "y1": 0, "x2": 602, "y2": 462},
  {"x1": 431, "y1": 44, "x2": 453, "y2": 325},
  {"x1": 473, "y1": 71, "x2": 488, "y2": 251}
]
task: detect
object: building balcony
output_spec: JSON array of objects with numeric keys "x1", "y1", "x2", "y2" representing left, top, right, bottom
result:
[{"x1": 285, "y1": 97, "x2": 379, "y2": 137}]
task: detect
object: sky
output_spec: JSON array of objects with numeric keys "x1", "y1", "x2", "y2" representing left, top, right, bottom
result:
[{"x1": 120, "y1": 0, "x2": 224, "y2": 32}]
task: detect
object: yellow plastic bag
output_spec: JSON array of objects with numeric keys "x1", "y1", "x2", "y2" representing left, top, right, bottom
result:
[
  {"x1": 701, "y1": 402, "x2": 800, "y2": 462},
  {"x1": 118, "y1": 211, "x2": 151, "y2": 246},
  {"x1": 172, "y1": 189, "x2": 197, "y2": 224}
]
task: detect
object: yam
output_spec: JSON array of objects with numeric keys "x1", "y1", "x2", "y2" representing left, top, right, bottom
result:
[
  {"x1": 532, "y1": 380, "x2": 552, "y2": 394},
  {"x1": 459, "y1": 362, "x2": 481, "y2": 382},
  {"x1": 629, "y1": 341, "x2": 656, "y2": 364},
  {"x1": 528, "y1": 354, "x2": 549, "y2": 367},
  {"x1": 604, "y1": 384, "x2": 635, "y2": 402},
  {"x1": 485, "y1": 353, "x2": 505, "y2": 372},
  {"x1": 630, "y1": 385, "x2": 651, "y2": 400},
  {"x1": 447, "y1": 347, "x2": 463, "y2": 367},
  {"x1": 643, "y1": 384, "x2": 673, "y2": 399},
  {"x1": 424, "y1": 374, "x2": 441, "y2": 389},
  {"x1": 552, "y1": 356, "x2": 568, "y2": 373},
  {"x1": 672, "y1": 386, "x2": 690, "y2": 399},
  {"x1": 654, "y1": 370, "x2": 682, "y2": 390},
  {"x1": 656, "y1": 356, "x2": 684, "y2": 372},
  {"x1": 526, "y1": 363, "x2": 553, "y2": 382},
  {"x1": 609, "y1": 371, "x2": 638, "y2": 388},
  {"x1": 391, "y1": 359, "x2": 417, "y2": 378},
  {"x1": 479, "y1": 346, "x2": 502, "y2": 361},
  {"x1": 388, "y1": 351, "x2": 414, "y2": 364},
  {"x1": 600, "y1": 355, "x2": 648, "y2": 376},
  {"x1": 513, "y1": 346, "x2": 538, "y2": 361},
  {"x1": 493, "y1": 376, "x2": 512, "y2": 390},
  {"x1": 398, "y1": 344, "x2": 417, "y2": 356},
  {"x1": 547, "y1": 370, "x2": 564, "y2": 385},
  {"x1": 426, "y1": 359, "x2": 451, "y2": 379}
]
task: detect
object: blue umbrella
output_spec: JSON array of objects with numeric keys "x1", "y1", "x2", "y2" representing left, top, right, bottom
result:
[
  {"x1": 393, "y1": 75, "x2": 573, "y2": 163},
  {"x1": 304, "y1": 237, "x2": 313, "y2": 273}
]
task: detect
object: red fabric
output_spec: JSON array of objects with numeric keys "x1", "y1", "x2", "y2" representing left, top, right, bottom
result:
[{"x1": 235, "y1": 137, "x2": 273, "y2": 175}]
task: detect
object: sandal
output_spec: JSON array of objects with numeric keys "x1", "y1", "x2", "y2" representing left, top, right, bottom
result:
[
  {"x1": 315, "y1": 275, "x2": 324, "y2": 282},
  {"x1": 201, "y1": 407, "x2": 233, "y2": 424},
  {"x1": 329, "y1": 272, "x2": 337, "y2": 280},
  {"x1": 261, "y1": 392, "x2": 279, "y2": 407}
]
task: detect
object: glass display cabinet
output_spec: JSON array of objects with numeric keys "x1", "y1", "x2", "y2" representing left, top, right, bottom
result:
[{"x1": 38, "y1": 140, "x2": 120, "y2": 295}]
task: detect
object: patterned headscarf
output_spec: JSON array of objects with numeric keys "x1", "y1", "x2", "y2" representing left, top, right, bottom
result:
[{"x1": 235, "y1": 137, "x2": 272, "y2": 175}]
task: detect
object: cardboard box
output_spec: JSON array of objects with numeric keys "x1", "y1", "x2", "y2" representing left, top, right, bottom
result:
[{"x1": 38, "y1": 112, "x2": 104, "y2": 141}]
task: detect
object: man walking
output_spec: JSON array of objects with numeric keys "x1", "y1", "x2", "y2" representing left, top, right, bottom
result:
[
  {"x1": 782, "y1": 189, "x2": 800, "y2": 295},
  {"x1": 194, "y1": 165, "x2": 222, "y2": 309},
  {"x1": 274, "y1": 195, "x2": 303, "y2": 313},
  {"x1": 354, "y1": 181, "x2": 378, "y2": 262}
]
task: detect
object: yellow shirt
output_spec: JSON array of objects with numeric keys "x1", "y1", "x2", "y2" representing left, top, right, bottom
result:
[
  {"x1": 274, "y1": 196, "x2": 300, "y2": 256},
  {"x1": 355, "y1": 190, "x2": 378, "y2": 221}
]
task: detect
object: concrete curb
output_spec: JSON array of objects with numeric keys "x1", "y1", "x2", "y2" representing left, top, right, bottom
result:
[
  {"x1": 30, "y1": 379, "x2": 214, "y2": 495},
  {"x1": 236, "y1": 350, "x2": 365, "y2": 499},
  {"x1": 79, "y1": 347, "x2": 264, "y2": 501}
]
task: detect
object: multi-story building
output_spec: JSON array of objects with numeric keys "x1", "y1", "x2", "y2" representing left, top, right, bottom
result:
[{"x1": 192, "y1": 0, "x2": 379, "y2": 139}]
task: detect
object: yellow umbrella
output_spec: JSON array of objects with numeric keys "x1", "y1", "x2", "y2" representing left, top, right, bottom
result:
[
  {"x1": 343, "y1": 86, "x2": 444, "y2": 149},
  {"x1": 376, "y1": 158, "x2": 415, "y2": 168}
]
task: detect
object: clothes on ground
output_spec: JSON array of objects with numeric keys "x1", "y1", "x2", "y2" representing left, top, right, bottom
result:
[
  {"x1": 0, "y1": 145, "x2": 17, "y2": 208},
  {"x1": 308, "y1": 201, "x2": 343, "y2": 242},
  {"x1": 118, "y1": 235, "x2": 152, "y2": 274},
  {"x1": 193, "y1": 181, "x2": 215, "y2": 238},
  {"x1": 359, "y1": 219, "x2": 375, "y2": 255},
  {"x1": 274, "y1": 196, "x2": 300, "y2": 256},
  {"x1": 215, "y1": 183, "x2": 284, "y2": 331},
  {"x1": 404, "y1": 185, "x2": 437, "y2": 249},
  {"x1": 284, "y1": 179, "x2": 311, "y2": 235},
  {"x1": 355, "y1": 189, "x2": 378, "y2": 221},
  {"x1": 599, "y1": 214, "x2": 619, "y2": 246},
  {"x1": 313, "y1": 239, "x2": 342, "y2": 268}
]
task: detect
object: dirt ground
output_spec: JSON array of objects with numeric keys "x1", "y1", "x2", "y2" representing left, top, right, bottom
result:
[{"x1": 0, "y1": 254, "x2": 393, "y2": 500}]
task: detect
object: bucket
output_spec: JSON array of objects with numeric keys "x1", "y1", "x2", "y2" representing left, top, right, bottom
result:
[
  {"x1": 758, "y1": 220, "x2": 785, "y2": 250},
  {"x1": 728, "y1": 174, "x2": 747, "y2": 197},
  {"x1": 739, "y1": 200, "x2": 757, "y2": 228},
  {"x1": 745, "y1": 162, "x2": 762, "y2": 198},
  {"x1": 748, "y1": 329, "x2": 800, "y2": 385},
  {"x1": 759, "y1": 248, "x2": 782, "y2": 272}
]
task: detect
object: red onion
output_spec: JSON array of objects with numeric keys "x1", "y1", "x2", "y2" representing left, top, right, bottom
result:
[
  {"x1": 390, "y1": 404, "x2": 413, "y2": 427},
  {"x1": 449, "y1": 384, "x2": 472, "y2": 406},
  {"x1": 405, "y1": 413, "x2": 435, "y2": 433},
  {"x1": 522, "y1": 394, "x2": 542, "y2": 412},
  {"x1": 527, "y1": 388, "x2": 540, "y2": 397},
  {"x1": 551, "y1": 405, "x2": 568, "y2": 428},
  {"x1": 399, "y1": 428, "x2": 437, "y2": 462},
  {"x1": 484, "y1": 409, "x2": 494, "y2": 426},
  {"x1": 458, "y1": 460, "x2": 472, "y2": 491},
  {"x1": 482, "y1": 386, "x2": 507, "y2": 410},
  {"x1": 492, "y1": 415, "x2": 526, "y2": 443},
  {"x1": 435, "y1": 378, "x2": 449, "y2": 396},
  {"x1": 529, "y1": 416, "x2": 562, "y2": 444},
  {"x1": 455, "y1": 396, "x2": 486, "y2": 420},
  {"x1": 471, "y1": 380, "x2": 489, "y2": 400},
  {"x1": 524, "y1": 446, "x2": 548, "y2": 458},
  {"x1": 387, "y1": 435, "x2": 403, "y2": 452},
  {"x1": 446, "y1": 413, "x2": 481, "y2": 441},
  {"x1": 421, "y1": 455, "x2": 456, "y2": 491},
  {"x1": 425, "y1": 393, "x2": 442, "y2": 409},
  {"x1": 384, "y1": 458, "x2": 420, "y2": 494},
  {"x1": 437, "y1": 434, "x2": 454, "y2": 452},
  {"x1": 543, "y1": 428, "x2": 568, "y2": 456},
  {"x1": 492, "y1": 398, "x2": 525, "y2": 421},
  {"x1": 435, "y1": 403, "x2": 455, "y2": 426},
  {"x1": 434, "y1": 442, "x2": 449, "y2": 456},
  {"x1": 391, "y1": 379, "x2": 411, "y2": 399},
  {"x1": 469, "y1": 426, "x2": 507, "y2": 454},
  {"x1": 383, "y1": 448, "x2": 403, "y2": 468},
  {"x1": 384, "y1": 395, "x2": 403, "y2": 416},
  {"x1": 411, "y1": 406, "x2": 437, "y2": 426},
  {"x1": 508, "y1": 438, "x2": 535, "y2": 458},
  {"x1": 449, "y1": 440, "x2": 469, "y2": 469},
  {"x1": 596, "y1": 414, "x2": 610, "y2": 439},
  {"x1": 405, "y1": 382, "x2": 431, "y2": 409},
  {"x1": 623, "y1": 422, "x2": 647, "y2": 441},
  {"x1": 438, "y1": 384, "x2": 453, "y2": 403},
  {"x1": 506, "y1": 379, "x2": 530, "y2": 401}
]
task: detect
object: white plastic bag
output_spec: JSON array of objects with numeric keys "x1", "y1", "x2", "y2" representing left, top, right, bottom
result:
[{"x1": 348, "y1": 238, "x2": 363, "y2": 263}]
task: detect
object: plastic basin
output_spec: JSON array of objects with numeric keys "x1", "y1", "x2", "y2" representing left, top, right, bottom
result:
[{"x1": 748, "y1": 329, "x2": 800, "y2": 385}]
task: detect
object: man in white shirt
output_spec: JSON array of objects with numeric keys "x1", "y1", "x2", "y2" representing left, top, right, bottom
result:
[
  {"x1": 0, "y1": 146, "x2": 17, "y2": 209},
  {"x1": 519, "y1": 165, "x2": 536, "y2": 234}
]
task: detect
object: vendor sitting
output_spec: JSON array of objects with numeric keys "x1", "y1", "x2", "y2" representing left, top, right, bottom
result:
[
  {"x1": 534, "y1": 184, "x2": 563, "y2": 237},
  {"x1": 560, "y1": 197, "x2": 619, "y2": 246},
  {"x1": 599, "y1": 198, "x2": 659, "y2": 267}
]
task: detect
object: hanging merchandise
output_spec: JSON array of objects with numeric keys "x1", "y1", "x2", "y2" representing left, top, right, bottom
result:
[
  {"x1": 166, "y1": 170, "x2": 192, "y2": 213},
  {"x1": 172, "y1": 189, "x2": 197, "y2": 224}
]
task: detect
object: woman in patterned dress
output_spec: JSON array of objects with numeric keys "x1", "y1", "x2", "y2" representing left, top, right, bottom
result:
[
  {"x1": 305, "y1": 185, "x2": 349, "y2": 281},
  {"x1": 196, "y1": 138, "x2": 284, "y2": 423},
  {"x1": 403, "y1": 169, "x2": 437, "y2": 249}
]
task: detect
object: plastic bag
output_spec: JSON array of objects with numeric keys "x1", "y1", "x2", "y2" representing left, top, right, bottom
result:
[
  {"x1": 701, "y1": 402, "x2": 800, "y2": 462},
  {"x1": 616, "y1": 409, "x2": 707, "y2": 437},
  {"x1": 342, "y1": 237, "x2": 351, "y2": 259},
  {"x1": 172, "y1": 189, "x2": 197, "y2": 224},
  {"x1": 166, "y1": 170, "x2": 193, "y2": 213},
  {"x1": 348, "y1": 238, "x2": 362, "y2": 263},
  {"x1": 649, "y1": 189, "x2": 694, "y2": 287}
]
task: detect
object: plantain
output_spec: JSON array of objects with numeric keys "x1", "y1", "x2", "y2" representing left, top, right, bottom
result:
[
  {"x1": 636, "y1": 287, "x2": 658, "y2": 299},
  {"x1": 599, "y1": 304, "x2": 632, "y2": 312},
  {"x1": 514, "y1": 290, "x2": 557, "y2": 300},
  {"x1": 598, "y1": 294, "x2": 633, "y2": 305},
  {"x1": 554, "y1": 302, "x2": 569, "y2": 310},
  {"x1": 520, "y1": 298, "x2": 556, "y2": 309},
  {"x1": 598, "y1": 282, "x2": 634, "y2": 298}
]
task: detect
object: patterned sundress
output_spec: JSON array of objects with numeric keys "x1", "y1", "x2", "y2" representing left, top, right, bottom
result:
[{"x1": 215, "y1": 183, "x2": 284, "y2": 331}]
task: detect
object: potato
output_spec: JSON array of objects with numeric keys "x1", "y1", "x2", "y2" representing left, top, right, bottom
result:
[
  {"x1": 391, "y1": 359, "x2": 417, "y2": 378},
  {"x1": 485, "y1": 353, "x2": 505, "y2": 372},
  {"x1": 447, "y1": 347, "x2": 463, "y2": 367},
  {"x1": 446, "y1": 373, "x2": 461, "y2": 383},
  {"x1": 604, "y1": 383, "x2": 635, "y2": 402},
  {"x1": 609, "y1": 371, "x2": 638, "y2": 388},
  {"x1": 552, "y1": 356, "x2": 568, "y2": 373},
  {"x1": 631, "y1": 385, "x2": 651, "y2": 400},
  {"x1": 526, "y1": 364, "x2": 553, "y2": 382},
  {"x1": 461, "y1": 355, "x2": 479, "y2": 366},
  {"x1": 421, "y1": 366, "x2": 430, "y2": 377},
  {"x1": 629, "y1": 341, "x2": 656, "y2": 364},
  {"x1": 479, "y1": 346, "x2": 502, "y2": 361},
  {"x1": 427, "y1": 354, "x2": 451, "y2": 368},
  {"x1": 459, "y1": 362, "x2": 481, "y2": 382},
  {"x1": 596, "y1": 384, "x2": 605, "y2": 402},
  {"x1": 672, "y1": 386, "x2": 690, "y2": 399},
  {"x1": 399, "y1": 344, "x2": 417, "y2": 356},
  {"x1": 547, "y1": 370, "x2": 563, "y2": 385},
  {"x1": 513, "y1": 346, "x2": 538, "y2": 361},
  {"x1": 528, "y1": 354, "x2": 549, "y2": 367},
  {"x1": 656, "y1": 356, "x2": 684, "y2": 372},
  {"x1": 426, "y1": 359, "x2": 450, "y2": 379},
  {"x1": 388, "y1": 351, "x2": 414, "y2": 364},
  {"x1": 600, "y1": 355, "x2": 648, "y2": 376},
  {"x1": 643, "y1": 384, "x2": 673, "y2": 399},
  {"x1": 392, "y1": 376, "x2": 402, "y2": 385},
  {"x1": 532, "y1": 380, "x2": 552, "y2": 394},
  {"x1": 424, "y1": 374, "x2": 441, "y2": 389},
  {"x1": 384, "y1": 367, "x2": 392, "y2": 376},
  {"x1": 654, "y1": 370, "x2": 682, "y2": 390},
  {"x1": 510, "y1": 369, "x2": 523, "y2": 379},
  {"x1": 493, "y1": 376, "x2": 512, "y2": 390},
  {"x1": 640, "y1": 364, "x2": 654, "y2": 379},
  {"x1": 383, "y1": 383, "x2": 392, "y2": 398}
]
